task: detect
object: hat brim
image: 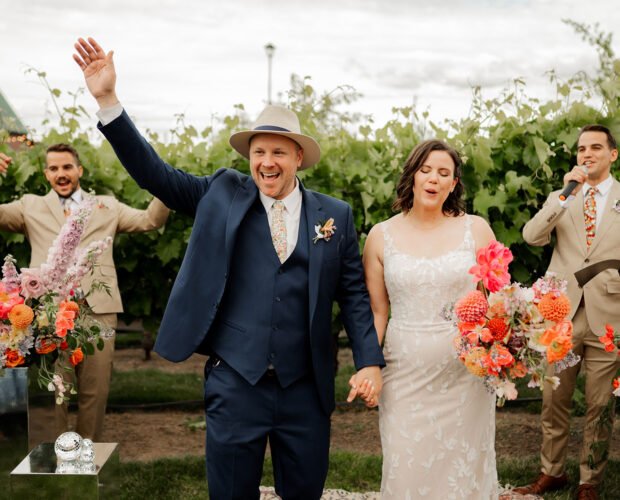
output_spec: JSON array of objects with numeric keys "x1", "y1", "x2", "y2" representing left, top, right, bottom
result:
[{"x1": 229, "y1": 130, "x2": 321, "y2": 170}]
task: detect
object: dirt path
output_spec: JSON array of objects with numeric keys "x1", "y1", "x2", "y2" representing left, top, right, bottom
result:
[{"x1": 101, "y1": 349, "x2": 620, "y2": 462}]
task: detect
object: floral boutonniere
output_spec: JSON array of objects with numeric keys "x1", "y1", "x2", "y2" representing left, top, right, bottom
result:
[
  {"x1": 612, "y1": 199, "x2": 620, "y2": 214},
  {"x1": 313, "y1": 218, "x2": 337, "y2": 244}
]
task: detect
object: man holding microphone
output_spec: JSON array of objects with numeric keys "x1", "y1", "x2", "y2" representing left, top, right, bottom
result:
[{"x1": 517, "y1": 125, "x2": 620, "y2": 499}]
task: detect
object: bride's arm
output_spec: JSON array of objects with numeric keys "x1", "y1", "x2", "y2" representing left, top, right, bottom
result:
[
  {"x1": 363, "y1": 225, "x2": 390, "y2": 346},
  {"x1": 470, "y1": 214, "x2": 496, "y2": 251}
]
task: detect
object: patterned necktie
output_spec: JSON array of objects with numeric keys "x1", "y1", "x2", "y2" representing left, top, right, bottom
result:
[
  {"x1": 584, "y1": 186, "x2": 599, "y2": 247},
  {"x1": 270, "y1": 201, "x2": 287, "y2": 263},
  {"x1": 62, "y1": 197, "x2": 72, "y2": 217}
]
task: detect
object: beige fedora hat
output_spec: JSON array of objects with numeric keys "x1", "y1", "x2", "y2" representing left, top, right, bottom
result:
[{"x1": 229, "y1": 105, "x2": 321, "y2": 169}]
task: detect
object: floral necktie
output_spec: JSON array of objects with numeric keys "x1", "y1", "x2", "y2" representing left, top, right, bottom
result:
[
  {"x1": 62, "y1": 197, "x2": 72, "y2": 217},
  {"x1": 584, "y1": 186, "x2": 599, "y2": 247},
  {"x1": 270, "y1": 201, "x2": 287, "y2": 263}
]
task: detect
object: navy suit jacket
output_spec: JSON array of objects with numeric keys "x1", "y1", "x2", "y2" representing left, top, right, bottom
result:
[{"x1": 98, "y1": 111, "x2": 384, "y2": 413}]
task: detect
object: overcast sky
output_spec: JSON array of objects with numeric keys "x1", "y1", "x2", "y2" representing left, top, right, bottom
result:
[{"x1": 2, "y1": 0, "x2": 619, "y2": 138}]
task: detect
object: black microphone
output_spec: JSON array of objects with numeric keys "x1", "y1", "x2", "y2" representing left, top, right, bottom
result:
[{"x1": 559, "y1": 165, "x2": 587, "y2": 201}]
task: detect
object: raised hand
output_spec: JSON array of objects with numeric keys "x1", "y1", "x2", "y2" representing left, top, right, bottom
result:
[
  {"x1": 0, "y1": 152, "x2": 12, "y2": 175},
  {"x1": 562, "y1": 164, "x2": 588, "y2": 196},
  {"x1": 73, "y1": 37, "x2": 119, "y2": 108}
]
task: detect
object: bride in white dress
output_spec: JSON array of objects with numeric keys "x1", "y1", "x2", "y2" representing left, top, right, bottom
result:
[{"x1": 363, "y1": 140, "x2": 499, "y2": 499}]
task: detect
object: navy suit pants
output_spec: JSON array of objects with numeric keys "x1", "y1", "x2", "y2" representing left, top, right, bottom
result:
[{"x1": 204, "y1": 358, "x2": 330, "y2": 500}]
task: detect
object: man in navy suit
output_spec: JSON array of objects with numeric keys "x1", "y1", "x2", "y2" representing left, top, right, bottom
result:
[{"x1": 74, "y1": 37, "x2": 384, "y2": 499}]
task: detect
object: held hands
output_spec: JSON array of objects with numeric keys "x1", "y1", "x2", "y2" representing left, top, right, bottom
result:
[
  {"x1": 563, "y1": 165, "x2": 588, "y2": 196},
  {"x1": 73, "y1": 37, "x2": 119, "y2": 108},
  {"x1": 0, "y1": 153, "x2": 11, "y2": 174},
  {"x1": 347, "y1": 365, "x2": 382, "y2": 408}
]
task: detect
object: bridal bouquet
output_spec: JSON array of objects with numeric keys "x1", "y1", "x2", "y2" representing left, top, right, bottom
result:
[
  {"x1": 453, "y1": 240, "x2": 579, "y2": 406},
  {"x1": 0, "y1": 197, "x2": 112, "y2": 403}
]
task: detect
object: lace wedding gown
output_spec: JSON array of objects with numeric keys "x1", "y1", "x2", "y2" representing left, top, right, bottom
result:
[{"x1": 378, "y1": 216, "x2": 498, "y2": 499}]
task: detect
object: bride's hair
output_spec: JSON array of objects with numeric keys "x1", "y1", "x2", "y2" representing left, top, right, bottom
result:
[{"x1": 392, "y1": 139, "x2": 465, "y2": 216}]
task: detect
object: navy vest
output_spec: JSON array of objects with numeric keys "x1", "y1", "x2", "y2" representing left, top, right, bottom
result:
[{"x1": 205, "y1": 197, "x2": 311, "y2": 387}]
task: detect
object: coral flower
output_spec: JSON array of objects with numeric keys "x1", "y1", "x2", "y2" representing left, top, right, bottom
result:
[
  {"x1": 0, "y1": 283, "x2": 24, "y2": 319},
  {"x1": 487, "y1": 317, "x2": 510, "y2": 342},
  {"x1": 8, "y1": 304, "x2": 35, "y2": 329},
  {"x1": 60, "y1": 300, "x2": 80, "y2": 313},
  {"x1": 484, "y1": 343, "x2": 515, "y2": 375},
  {"x1": 464, "y1": 347, "x2": 488, "y2": 377},
  {"x1": 537, "y1": 293, "x2": 571, "y2": 322},
  {"x1": 454, "y1": 290, "x2": 488, "y2": 323},
  {"x1": 55, "y1": 307, "x2": 77, "y2": 337},
  {"x1": 36, "y1": 338, "x2": 57, "y2": 355},
  {"x1": 469, "y1": 240, "x2": 513, "y2": 293},
  {"x1": 69, "y1": 347, "x2": 84, "y2": 366},
  {"x1": 509, "y1": 361, "x2": 528, "y2": 378},
  {"x1": 4, "y1": 349, "x2": 25, "y2": 367},
  {"x1": 599, "y1": 324, "x2": 617, "y2": 353}
]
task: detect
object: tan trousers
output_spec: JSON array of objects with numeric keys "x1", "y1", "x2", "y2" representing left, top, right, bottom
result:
[
  {"x1": 541, "y1": 305, "x2": 619, "y2": 484},
  {"x1": 55, "y1": 313, "x2": 117, "y2": 442}
]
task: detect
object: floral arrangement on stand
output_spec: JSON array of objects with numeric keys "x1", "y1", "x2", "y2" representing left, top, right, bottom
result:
[
  {"x1": 453, "y1": 240, "x2": 580, "y2": 406},
  {"x1": 0, "y1": 197, "x2": 112, "y2": 403},
  {"x1": 588, "y1": 323, "x2": 620, "y2": 468}
]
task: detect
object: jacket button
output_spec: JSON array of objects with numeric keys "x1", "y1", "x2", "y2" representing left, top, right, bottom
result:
[{"x1": 584, "y1": 258, "x2": 590, "y2": 263}]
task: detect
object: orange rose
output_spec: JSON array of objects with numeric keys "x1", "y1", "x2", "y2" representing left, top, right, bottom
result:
[
  {"x1": 509, "y1": 361, "x2": 528, "y2": 378},
  {"x1": 60, "y1": 300, "x2": 80, "y2": 313},
  {"x1": 69, "y1": 347, "x2": 84, "y2": 366},
  {"x1": 4, "y1": 349, "x2": 25, "y2": 367},
  {"x1": 36, "y1": 338, "x2": 57, "y2": 355}
]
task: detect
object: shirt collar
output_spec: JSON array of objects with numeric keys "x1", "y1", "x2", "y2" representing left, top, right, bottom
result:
[
  {"x1": 582, "y1": 176, "x2": 613, "y2": 197},
  {"x1": 258, "y1": 178, "x2": 301, "y2": 213},
  {"x1": 58, "y1": 188, "x2": 83, "y2": 204}
]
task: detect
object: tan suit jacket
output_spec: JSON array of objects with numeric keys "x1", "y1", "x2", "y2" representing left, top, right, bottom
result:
[
  {"x1": 0, "y1": 190, "x2": 169, "y2": 314},
  {"x1": 522, "y1": 178, "x2": 620, "y2": 335}
]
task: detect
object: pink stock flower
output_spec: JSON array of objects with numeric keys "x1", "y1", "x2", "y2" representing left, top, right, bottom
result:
[{"x1": 469, "y1": 240, "x2": 513, "y2": 293}]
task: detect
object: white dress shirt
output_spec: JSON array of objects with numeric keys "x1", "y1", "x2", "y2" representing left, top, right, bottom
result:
[{"x1": 59, "y1": 188, "x2": 83, "y2": 213}]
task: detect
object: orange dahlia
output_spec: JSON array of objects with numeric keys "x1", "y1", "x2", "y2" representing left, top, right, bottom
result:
[
  {"x1": 487, "y1": 317, "x2": 510, "y2": 342},
  {"x1": 8, "y1": 304, "x2": 34, "y2": 329},
  {"x1": 537, "y1": 293, "x2": 571, "y2": 322},
  {"x1": 454, "y1": 290, "x2": 488, "y2": 323},
  {"x1": 464, "y1": 347, "x2": 488, "y2": 377}
]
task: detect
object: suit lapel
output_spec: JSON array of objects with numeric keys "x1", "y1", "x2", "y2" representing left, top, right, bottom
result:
[
  {"x1": 224, "y1": 179, "x2": 258, "y2": 271},
  {"x1": 588, "y1": 178, "x2": 620, "y2": 254},
  {"x1": 44, "y1": 190, "x2": 66, "y2": 228},
  {"x1": 302, "y1": 185, "x2": 324, "y2": 331},
  {"x1": 568, "y1": 189, "x2": 588, "y2": 256}
]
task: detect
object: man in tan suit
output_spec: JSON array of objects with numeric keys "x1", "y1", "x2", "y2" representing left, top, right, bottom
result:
[
  {"x1": 0, "y1": 143, "x2": 169, "y2": 441},
  {"x1": 516, "y1": 125, "x2": 620, "y2": 500}
]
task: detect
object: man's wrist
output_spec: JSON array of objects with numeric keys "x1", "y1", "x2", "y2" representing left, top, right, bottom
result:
[{"x1": 95, "y1": 93, "x2": 120, "y2": 109}]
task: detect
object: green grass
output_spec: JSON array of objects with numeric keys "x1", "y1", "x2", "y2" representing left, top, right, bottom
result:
[
  {"x1": 108, "y1": 369, "x2": 203, "y2": 405},
  {"x1": 104, "y1": 364, "x2": 357, "y2": 408},
  {"x1": 8, "y1": 454, "x2": 603, "y2": 500},
  {"x1": 114, "y1": 450, "x2": 381, "y2": 499}
]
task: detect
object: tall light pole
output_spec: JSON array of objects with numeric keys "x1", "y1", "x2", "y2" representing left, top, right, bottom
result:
[{"x1": 264, "y1": 43, "x2": 275, "y2": 105}]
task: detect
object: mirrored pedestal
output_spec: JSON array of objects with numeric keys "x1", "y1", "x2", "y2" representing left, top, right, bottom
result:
[{"x1": 10, "y1": 442, "x2": 119, "y2": 499}]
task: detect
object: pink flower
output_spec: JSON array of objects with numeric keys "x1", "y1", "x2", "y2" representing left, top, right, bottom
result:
[
  {"x1": 0, "y1": 282, "x2": 24, "y2": 319},
  {"x1": 469, "y1": 240, "x2": 513, "y2": 293},
  {"x1": 20, "y1": 268, "x2": 47, "y2": 299}
]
